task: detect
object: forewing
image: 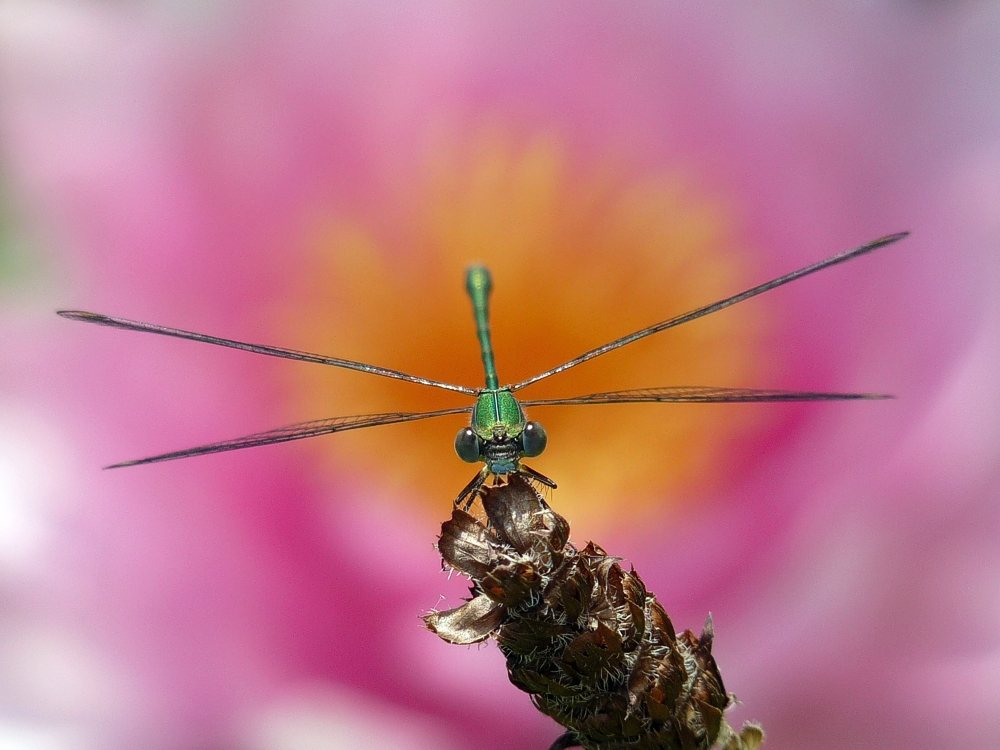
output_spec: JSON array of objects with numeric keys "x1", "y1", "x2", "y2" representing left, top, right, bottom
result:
[{"x1": 58, "y1": 310, "x2": 475, "y2": 394}]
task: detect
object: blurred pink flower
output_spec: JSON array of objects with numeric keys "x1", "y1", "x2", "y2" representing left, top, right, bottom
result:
[{"x1": 1, "y1": 2, "x2": 998, "y2": 749}]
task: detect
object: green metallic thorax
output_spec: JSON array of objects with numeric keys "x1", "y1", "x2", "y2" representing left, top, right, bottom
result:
[{"x1": 472, "y1": 389, "x2": 526, "y2": 439}]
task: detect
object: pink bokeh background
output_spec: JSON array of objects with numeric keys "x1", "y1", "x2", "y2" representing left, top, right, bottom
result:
[{"x1": 1, "y1": 3, "x2": 999, "y2": 749}]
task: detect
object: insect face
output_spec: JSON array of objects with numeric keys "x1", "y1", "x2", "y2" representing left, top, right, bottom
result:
[{"x1": 457, "y1": 389, "x2": 533, "y2": 475}]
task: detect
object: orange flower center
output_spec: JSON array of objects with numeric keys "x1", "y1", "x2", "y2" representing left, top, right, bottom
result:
[{"x1": 280, "y1": 133, "x2": 768, "y2": 534}]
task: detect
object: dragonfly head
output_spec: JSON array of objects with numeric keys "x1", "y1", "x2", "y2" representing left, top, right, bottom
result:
[{"x1": 455, "y1": 389, "x2": 547, "y2": 474}]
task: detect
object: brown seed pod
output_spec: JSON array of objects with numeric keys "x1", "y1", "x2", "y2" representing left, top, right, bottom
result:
[{"x1": 423, "y1": 475, "x2": 764, "y2": 750}]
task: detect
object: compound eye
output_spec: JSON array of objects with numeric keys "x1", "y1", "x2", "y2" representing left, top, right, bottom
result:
[
  {"x1": 521, "y1": 421, "x2": 547, "y2": 457},
  {"x1": 455, "y1": 427, "x2": 481, "y2": 463}
]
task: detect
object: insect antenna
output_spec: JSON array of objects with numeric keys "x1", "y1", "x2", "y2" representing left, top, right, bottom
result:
[
  {"x1": 57, "y1": 310, "x2": 477, "y2": 395},
  {"x1": 508, "y1": 232, "x2": 908, "y2": 392}
]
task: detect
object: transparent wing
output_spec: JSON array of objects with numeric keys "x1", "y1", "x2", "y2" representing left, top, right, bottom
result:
[
  {"x1": 58, "y1": 310, "x2": 477, "y2": 395},
  {"x1": 106, "y1": 406, "x2": 473, "y2": 468},
  {"x1": 520, "y1": 385, "x2": 892, "y2": 407},
  {"x1": 509, "y1": 232, "x2": 909, "y2": 392}
]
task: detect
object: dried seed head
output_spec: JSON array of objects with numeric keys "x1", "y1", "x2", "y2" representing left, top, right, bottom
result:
[{"x1": 423, "y1": 475, "x2": 764, "y2": 750}]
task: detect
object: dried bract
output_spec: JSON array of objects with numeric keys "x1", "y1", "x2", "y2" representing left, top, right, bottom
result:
[{"x1": 423, "y1": 476, "x2": 763, "y2": 750}]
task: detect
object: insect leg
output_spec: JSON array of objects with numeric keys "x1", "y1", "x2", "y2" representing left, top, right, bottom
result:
[
  {"x1": 456, "y1": 467, "x2": 490, "y2": 511},
  {"x1": 520, "y1": 464, "x2": 557, "y2": 489}
]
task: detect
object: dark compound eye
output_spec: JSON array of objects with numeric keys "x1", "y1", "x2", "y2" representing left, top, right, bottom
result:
[
  {"x1": 455, "y1": 427, "x2": 481, "y2": 463},
  {"x1": 520, "y1": 421, "x2": 547, "y2": 457}
]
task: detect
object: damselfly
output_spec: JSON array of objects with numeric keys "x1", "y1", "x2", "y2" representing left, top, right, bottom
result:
[{"x1": 59, "y1": 232, "x2": 907, "y2": 507}]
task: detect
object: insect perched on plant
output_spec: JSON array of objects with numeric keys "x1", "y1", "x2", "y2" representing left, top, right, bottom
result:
[{"x1": 59, "y1": 232, "x2": 907, "y2": 507}]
